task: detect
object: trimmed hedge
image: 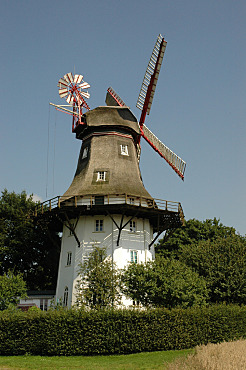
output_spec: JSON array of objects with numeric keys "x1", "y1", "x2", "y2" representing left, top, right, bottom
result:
[{"x1": 0, "y1": 305, "x2": 245, "y2": 355}]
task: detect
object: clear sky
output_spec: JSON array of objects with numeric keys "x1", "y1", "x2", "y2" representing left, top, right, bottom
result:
[{"x1": 0, "y1": 0, "x2": 245, "y2": 235}]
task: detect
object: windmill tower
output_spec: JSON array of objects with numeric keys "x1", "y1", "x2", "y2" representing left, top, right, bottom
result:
[{"x1": 40, "y1": 35, "x2": 186, "y2": 307}]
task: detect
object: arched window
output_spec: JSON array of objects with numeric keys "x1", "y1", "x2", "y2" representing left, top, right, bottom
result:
[{"x1": 63, "y1": 287, "x2": 68, "y2": 307}]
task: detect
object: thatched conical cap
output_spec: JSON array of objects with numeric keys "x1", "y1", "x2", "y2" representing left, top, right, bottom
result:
[{"x1": 63, "y1": 106, "x2": 152, "y2": 199}]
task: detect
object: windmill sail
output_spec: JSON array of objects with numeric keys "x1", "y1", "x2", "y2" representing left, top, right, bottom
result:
[
  {"x1": 136, "y1": 34, "x2": 167, "y2": 124},
  {"x1": 141, "y1": 124, "x2": 186, "y2": 180},
  {"x1": 106, "y1": 87, "x2": 127, "y2": 107}
]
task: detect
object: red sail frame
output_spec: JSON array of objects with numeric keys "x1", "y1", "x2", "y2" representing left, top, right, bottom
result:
[{"x1": 138, "y1": 36, "x2": 167, "y2": 126}]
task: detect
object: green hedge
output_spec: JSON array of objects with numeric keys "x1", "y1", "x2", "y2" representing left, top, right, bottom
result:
[{"x1": 0, "y1": 305, "x2": 245, "y2": 355}]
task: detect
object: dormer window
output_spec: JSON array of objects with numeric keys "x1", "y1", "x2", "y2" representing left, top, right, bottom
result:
[
  {"x1": 82, "y1": 147, "x2": 88, "y2": 159},
  {"x1": 93, "y1": 170, "x2": 109, "y2": 184},
  {"x1": 97, "y1": 171, "x2": 106, "y2": 181},
  {"x1": 120, "y1": 144, "x2": 129, "y2": 156}
]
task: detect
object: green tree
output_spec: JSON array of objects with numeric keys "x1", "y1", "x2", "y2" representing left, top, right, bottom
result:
[
  {"x1": 179, "y1": 235, "x2": 246, "y2": 304},
  {"x1": 76, "y1": 247, "x2": 122, "y2": 309},
  {"x1": 155, "y1": 218, "x2": 236, "y2": 258},
  {"x1": 0, "y1": 271, "x2": 27, "y2": 310},
  {"x1": 121, "y1": 257, "x2": 208, "y2": 309},
  {"x1": 0, "y1": 189, "x2": 60, "y2": 290}
]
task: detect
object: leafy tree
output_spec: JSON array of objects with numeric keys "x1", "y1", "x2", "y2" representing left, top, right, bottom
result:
[
  {"x1": 121, "y1": 257, "x2": 208, "y2": 309},
  {"x1": 0, "y1": 271, "x2": 27, "y2": 310},
  {"x1": 76, "y1": 247, "x2": 122, "y2": 309},
  {"x1": 0, "y1": 189, "x2": 60, "y2": 290},
  {"x1": 155, "y1": 218, "x2": 236, "y2": 258},
  {"x1": 179, "y1": 235, "x2": 246, "y2": 304}
]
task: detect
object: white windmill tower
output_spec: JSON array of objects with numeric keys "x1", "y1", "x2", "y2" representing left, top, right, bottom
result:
[{"x1": 38, "y1": 35, "x2": 186, "y2": 307}]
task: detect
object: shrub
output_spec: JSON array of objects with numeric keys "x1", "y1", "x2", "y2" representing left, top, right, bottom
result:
[
  {"x1": 121, "y1": 258, "x2": 208, "y2": 308},
  {"x1": 0, "y1": 305, "x2": 245, "y2": 356}
]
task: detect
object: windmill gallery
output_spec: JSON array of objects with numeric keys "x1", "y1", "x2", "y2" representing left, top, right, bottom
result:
[{"x1": 35, "y1": 35, "x2": 186, "y2": 308}]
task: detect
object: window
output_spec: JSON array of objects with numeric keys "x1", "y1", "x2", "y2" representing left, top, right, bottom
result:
[
  {"x1": 93, "y1": 170, "x2": 109, "y2": 184},
  {"x1": 95, "y1": 196, "x2": 104, "y2": 205},
  {"x1": 120, "y1": 144, "x2": 129, "y2": 156},
  {"x1": 97, "y1": 171, "x2": 106, "y2": 181},
  {"x1": 69, "y1": 223, "x2": 75, "y2": 236},
  {"x1": 130, "y1": 250, "x2": 138, "y2": 263},
  {"x1": 95, "y1": 219, "x2": 104, "y2": 232},
  {"x1": 40, "y1": 298, "x2": 48, "y2": 311},
  {"x1": 63, "y1": 287, "x2": 68, "y2": 307},
  {"x1": 129, "y1": 197, "x2": 135, "y2": 205},
  {"x1": 130, "y1": 220, "x2": 136, "y2": 232},
  {"x1": 82, "y1": 147, "x2": 88, "y2": 159},
  {"x1": 66, "y1": 252, "x2": 72, "y2": 266}
]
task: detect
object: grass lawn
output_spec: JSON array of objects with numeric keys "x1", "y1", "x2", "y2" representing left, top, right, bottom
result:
[{"x1": 0, "y1": 349, "x2": 193, "y2": 369}]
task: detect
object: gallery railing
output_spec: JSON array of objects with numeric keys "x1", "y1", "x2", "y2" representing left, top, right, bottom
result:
[{"x1": 34, "y1": 194, "x2": 184, "y2": 222}]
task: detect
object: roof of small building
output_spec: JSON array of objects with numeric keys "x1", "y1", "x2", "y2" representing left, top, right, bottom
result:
[{"x1": 27, "y1": 290, "x2": 56, "y2": 297}]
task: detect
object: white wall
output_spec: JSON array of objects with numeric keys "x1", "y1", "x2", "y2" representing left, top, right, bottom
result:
[{"x1": 55, "y1": 214, "x2": 154, "y2": 308}]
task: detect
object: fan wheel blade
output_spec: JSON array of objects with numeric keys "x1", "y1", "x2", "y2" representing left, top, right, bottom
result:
[
  {"x1": 79, "y1": 82, "x2": 90, "y2": 89},
  {"x1": 64, "y1": 72, "x2": 74, "y2": 84},
  {"x1": 66, "y1": 94, "x2": 74, "y2": 105},
  {"x1": 74, "y1": 74, "x2": 83, "y2": 84},
  {"x1": 59, "y1": 88, "x2": 68, "y2": 98},
  {"x1": 80, "y1": 91, "x2": 90, "y2": 99},
  {"x1": 58, "y1": 78, "x2": 69, "y2": 88}
]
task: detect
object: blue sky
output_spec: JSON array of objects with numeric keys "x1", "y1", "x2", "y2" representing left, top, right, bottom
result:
[{"x1": 0, "y1": 0, "x2": 245, "y2": 235}]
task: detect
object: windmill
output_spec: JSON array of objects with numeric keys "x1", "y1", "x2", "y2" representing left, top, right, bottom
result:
[{"x1": 39, "y1": 34, "x2": 186, "y2": 307}]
